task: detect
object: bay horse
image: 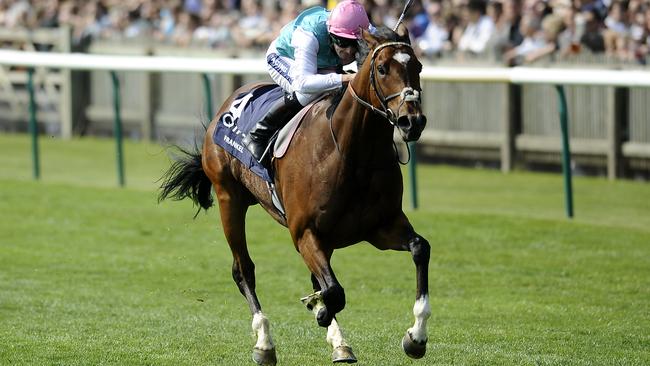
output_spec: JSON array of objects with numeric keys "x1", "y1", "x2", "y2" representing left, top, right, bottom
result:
[{"x1": 159, "y1": 24, "x2": 429, "y2": 365}]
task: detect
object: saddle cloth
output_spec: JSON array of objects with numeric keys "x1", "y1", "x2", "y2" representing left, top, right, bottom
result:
[{"x1": 212, "y1": 84, "x2": 315, "y2": 183}]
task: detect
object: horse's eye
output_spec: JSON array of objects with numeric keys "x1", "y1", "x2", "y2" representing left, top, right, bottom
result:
[{"x1": 377, "y1": 64, "x2": 387, "y2": 76}]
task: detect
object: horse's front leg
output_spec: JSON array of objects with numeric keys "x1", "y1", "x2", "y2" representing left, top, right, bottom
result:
[
  {"x1": 296, "y1": 230, "x2": 356, "y2": 363},
  {"x1": 402, "y1": 234, "x2": 431, "y2": 359},
  {"x1": 368, "y1": 213, "x2": 431, "y2": 359},
  {"x1": 301, "y1": 275, "x2": 357, "y2": 363}
]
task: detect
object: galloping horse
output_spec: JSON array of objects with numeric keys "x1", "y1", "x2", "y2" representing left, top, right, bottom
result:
[{"x1": 159, "y1": 24, "x2": 429, "y2": 365}]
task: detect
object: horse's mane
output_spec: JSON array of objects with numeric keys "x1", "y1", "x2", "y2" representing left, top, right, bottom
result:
[{"x1": 326, "y1": 26, "x2": 409, "y2": 119}]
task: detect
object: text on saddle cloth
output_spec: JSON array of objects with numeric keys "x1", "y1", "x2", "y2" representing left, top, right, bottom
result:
[{"x1": 213, "y1": 84, "x2": 283, "y2": 183}]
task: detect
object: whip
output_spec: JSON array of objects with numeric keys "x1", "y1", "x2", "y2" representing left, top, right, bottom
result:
[{"x1": 393, "y1": 0, "x2": 415, "y2": 31}]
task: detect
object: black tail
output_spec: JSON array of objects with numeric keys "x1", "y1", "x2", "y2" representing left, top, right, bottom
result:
[{"x1": 158, "y1": 145, "x2": 213, "y2": 217}]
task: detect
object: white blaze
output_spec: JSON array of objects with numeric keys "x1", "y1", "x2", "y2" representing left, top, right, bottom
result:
[{"x1": 393, "y1": 52, "x2": 411, "y2": 65}]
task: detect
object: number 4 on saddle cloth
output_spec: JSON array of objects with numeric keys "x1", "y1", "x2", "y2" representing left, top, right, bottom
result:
[{"x1": 212, "y1": 84, "x2": 317, "y2": 215}]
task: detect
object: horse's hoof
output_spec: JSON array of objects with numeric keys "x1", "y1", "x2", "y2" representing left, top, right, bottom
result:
[
  {"x1": 401, "y1": 331, "x2": 427, "y2": 359},
  {"x1": 332, "y1": 345, "x2": 357, "y2": 363},
  {"x1": 252, "y1": 347, "x2": 277, "y2": 366}
]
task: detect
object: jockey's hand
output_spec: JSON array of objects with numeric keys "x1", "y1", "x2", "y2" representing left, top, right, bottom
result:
[{"x1": 341, "y1": 73, "x2": 356, "y2": 84}]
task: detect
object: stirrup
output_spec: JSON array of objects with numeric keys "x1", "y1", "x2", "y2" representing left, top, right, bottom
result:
[{"x1": 243, "y1": 135, "x2": 271, "y2": 163}]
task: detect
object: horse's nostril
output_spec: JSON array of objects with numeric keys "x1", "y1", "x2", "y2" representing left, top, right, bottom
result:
[{"x1": 397, "y1": 116, "x2": 412, "y2": 129}]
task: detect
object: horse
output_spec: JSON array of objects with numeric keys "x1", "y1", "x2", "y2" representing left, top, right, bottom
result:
[{"x1": 159, "y1": 24, "x2": 429, "y2": 365}]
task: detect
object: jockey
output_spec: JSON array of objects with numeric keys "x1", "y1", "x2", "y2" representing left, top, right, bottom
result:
[{"x1": 242, "y1": 0, "x2": 371, "y2": 163}]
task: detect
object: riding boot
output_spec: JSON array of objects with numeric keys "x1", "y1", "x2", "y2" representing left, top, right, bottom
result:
[{"x1": 243, "y1": 93, "x2": 303, "y2": 163}]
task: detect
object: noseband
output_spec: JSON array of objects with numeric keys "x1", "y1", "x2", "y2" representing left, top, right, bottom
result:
[{"x1": 348, "y1": 41, "x2": 422, "y2": 126}]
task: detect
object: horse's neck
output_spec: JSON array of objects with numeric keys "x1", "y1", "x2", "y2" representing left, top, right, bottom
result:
[{"x1": 332, "y1": 75, "x2": 395, "y2": 165}]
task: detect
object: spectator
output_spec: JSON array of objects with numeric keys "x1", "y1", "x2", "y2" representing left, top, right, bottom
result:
[
  {"x1": 171, "y1": 11, "x2": 200, "y2": 46},
  {"x1": 368, "y1": 0, "x2": 400, "y2": 29},
  {"x1": 158, "y1": 2, "x2": 183, "y2": 40},
  {"x1": 102, "y1": 6, "x2": 129, "y2": 40},
  {"x1": 576, "y1": 0, "x2": 608, "y2": 20},
  {"x1": 503, "y1": 13, "x2": 543, "y2": 64},
  {"x1": 231, "y1": 0, "x2": 269, "y2": 48},
  {"x1": 629, "y1": 5, "x2": 646, "y2": 45},
  {"x1": 0, "y1": 2, "x2": 9, "y2": 28},
  {"x1": 4, "y1": 0, "x2": 30, "y2": 29},
  {"x1": 75, "y1": 1, "x2": 108, "y2": 46},
  {"x1": 504, "y1": 0, "x2": 524, "y2": 46},
  {"x1": 194, "y1": 12, "x2": 226, "y2": 46},
  {"x1": 488, "y1": 0, "x2": 507, "y2": 54},
  {"x1": 603, "y1": 1, "x2": 630, "y2": 58},
  {"x1": 489, "y1": 0, "x2": 524, "y2": 57},
  {"x1": 556, "y1": 2, "x2": 582, "y2": 55},
  {"x1": 580, "y1": 8, "x2": 606, "y2": 52},
  {"x1": 184, "y1": 0, "x2": 202, "y2": 15},
  {"x1": 458, "y1": 0, "x2": 496, "y2": 55},
  {"x1": 278, "y1": 0, "x2": 301, "y2": 27},
  {"x1": 416, "y1": 1, "x2": 450, "y2": 57},
  {"x1": 633, "y1": 5, "x2": 650, "y2": 62},
  {"x1": 605, "y1": 1, "x2": 628, "y2": 33},
  {"x1": 409, "y1": 0, "x2": 431, "y2": 39},
  {"x1": 124, "y1": 3, "x2": 157, "y2": 38},
  {"x1": 509, "y1": 13, "x2": 564, "y2": 64},
  {"x1": 37, "y1": 0, "x2": 60, "y2": 28}
]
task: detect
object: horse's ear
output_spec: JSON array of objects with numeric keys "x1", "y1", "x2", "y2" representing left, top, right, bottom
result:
[
  {"x1": 361, "y1": 27, "x2": 379, "y2": 49},
  {"x1": 395, "y1": 22, "x2": 411, "y2": 44}
]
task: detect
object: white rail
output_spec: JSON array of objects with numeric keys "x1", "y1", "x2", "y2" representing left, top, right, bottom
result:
[
  {"x1": 420, "y1": 66, "x2": 650, "y2": 87},
  {"x1": 1, "y1": 50, "x2": 649, "y2": 86},
  {"x1": 0, "y1": 49, "x2": 267, "y2": 74}
]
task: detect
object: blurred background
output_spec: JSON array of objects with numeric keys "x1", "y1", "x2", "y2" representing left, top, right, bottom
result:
[{"x1": 1, "y1": 0, "x2": 649, "y2": 179}]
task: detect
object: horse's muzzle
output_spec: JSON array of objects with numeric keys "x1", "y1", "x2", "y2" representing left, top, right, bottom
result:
[{"x1": 397, "y1": 114, "x2": 427, "y2": 142}]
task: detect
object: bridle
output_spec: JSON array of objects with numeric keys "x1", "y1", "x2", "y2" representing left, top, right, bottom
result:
[{"x1": 348, "y1": 41, "x2": 422, "y2": 126}]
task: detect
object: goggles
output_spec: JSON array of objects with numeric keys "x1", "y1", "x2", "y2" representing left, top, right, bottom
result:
[{"x1": 330, "y1": 34, "x2": 358, "y2": 48}]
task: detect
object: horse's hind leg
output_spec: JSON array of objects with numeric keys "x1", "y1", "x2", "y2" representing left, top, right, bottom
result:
[
  {"x1": 213, "y1": 183, "x2": 276, "y2": 365},
  {"x1": 368, "y1": 213, "x2": 431, "y2": 359}
]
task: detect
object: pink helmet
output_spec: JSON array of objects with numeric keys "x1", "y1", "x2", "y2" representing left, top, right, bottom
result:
[{"x1": 327, "y1": 0, "x2": 370, "y2": 39}]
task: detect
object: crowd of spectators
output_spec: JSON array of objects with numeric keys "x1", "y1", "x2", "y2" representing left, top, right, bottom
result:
[{"x1": 1, "y1": 0, "x2": 649, "y2": 65}]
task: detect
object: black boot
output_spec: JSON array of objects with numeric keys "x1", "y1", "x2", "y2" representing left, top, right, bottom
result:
[{"x1": 243, "y1": 93, "x2": 302, "y2": 163}]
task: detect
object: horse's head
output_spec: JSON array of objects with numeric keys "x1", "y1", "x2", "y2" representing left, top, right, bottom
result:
[{"x1": 357, "y1": 24, "x2": 427, "y2": 142}]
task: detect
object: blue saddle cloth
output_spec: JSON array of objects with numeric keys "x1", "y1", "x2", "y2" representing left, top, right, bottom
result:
[{"x1": 212, "y1": 85, "x2": 285, "y2": 183}]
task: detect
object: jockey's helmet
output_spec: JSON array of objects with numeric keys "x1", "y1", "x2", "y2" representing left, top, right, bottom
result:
[{"x1": 327, "y1": 0, "x2": 370, "y2": 39}]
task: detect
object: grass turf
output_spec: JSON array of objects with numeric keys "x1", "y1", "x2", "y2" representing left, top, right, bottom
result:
[{"x1": 0, "y1": 133, "x2": 649, "y2": 365}]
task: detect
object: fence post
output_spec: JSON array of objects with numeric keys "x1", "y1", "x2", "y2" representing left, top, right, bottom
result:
[
  {"x1": 608, "y1": 87, "x2": 626, "y2": 180},
  {"x1": 502, "y1": 84, "x2": 520, "y2": 173},
  {"x1": 27, "y1": 68, "x2": 40, "y2": 180},
  {"x1": 555, "y1": 85, "x2": 573, "y2": 218},
  {"x1": 110, "y1": 71, "x2": 125, "y2": 187},
  {"x1": 202, "y1": 73, "x2": 214, "y2": 121},
  {"x1": 58, "y1": 26, "x2": 73, "y2": 139}
]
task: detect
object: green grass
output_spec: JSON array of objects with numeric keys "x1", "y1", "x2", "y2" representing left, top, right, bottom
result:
[{"x1": 1, "y1": 133, "x2": 649, "y2": 365}]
